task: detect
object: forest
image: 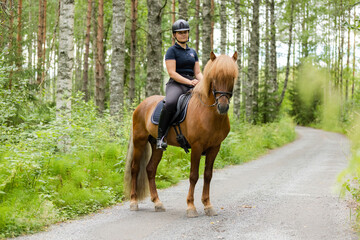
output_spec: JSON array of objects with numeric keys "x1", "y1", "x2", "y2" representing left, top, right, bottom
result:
[{"x1": 1, "y1": 0, "x2": 360, "y2": 238}]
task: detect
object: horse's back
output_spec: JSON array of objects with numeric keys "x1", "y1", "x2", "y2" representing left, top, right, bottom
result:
[{"x1": 133, "y1": 95, "x2": 164, "y2": 138}]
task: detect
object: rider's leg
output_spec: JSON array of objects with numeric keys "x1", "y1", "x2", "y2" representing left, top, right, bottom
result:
[{"x1": 156, "y1": 81, "x2": 190, "y2": 150}]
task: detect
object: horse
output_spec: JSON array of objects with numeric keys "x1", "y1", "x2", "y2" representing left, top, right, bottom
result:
[{"x1": 124, "y1": 51, "x2": 238, "y2": 218}]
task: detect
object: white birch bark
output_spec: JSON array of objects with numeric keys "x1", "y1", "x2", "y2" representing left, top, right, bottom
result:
[
  {"x1": 202, "y1": 0, "x2": 212, "y2": 68},
  {"x1": 246, "y1": 0, "x2": 260, "y2": 123},
  {"x1": 178, "y1": 0, "x2": 188, "y2": 20},
  {"x1": 110, "y1": 0, "x2": 126, "y2": 116},
  {"x1": 220, "y1": 0, "x2": 227, "y2": 54},
  {"x1": 146, "y1": 0, "x2": 163, "y2": 97},
  {"x1": 233, "y1": 0, "x2": 241, "y2": 119},
  {"x1": 56, "y1": 0, "x2": 74, "y2": 118},
  {"x1": 56, "y1": 0, "x2": 74, "y2": 152}
]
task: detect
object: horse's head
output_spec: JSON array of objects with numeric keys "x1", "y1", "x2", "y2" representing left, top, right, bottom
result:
[{"x1": 202, "y1": 52, "x2": 238, "y2": 115}]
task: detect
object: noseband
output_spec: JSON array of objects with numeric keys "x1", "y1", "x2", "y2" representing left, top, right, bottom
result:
[{"x1": 198, "y1": 88, "x2": 233, "y2": 107}]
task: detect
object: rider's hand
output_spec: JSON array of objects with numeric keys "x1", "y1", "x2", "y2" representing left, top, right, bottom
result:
[{"x1": 190, "y1": 79, "x2": 199, "y2": 86}]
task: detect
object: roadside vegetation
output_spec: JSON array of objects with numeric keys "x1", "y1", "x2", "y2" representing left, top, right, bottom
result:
[{"x1": 0, "y1": 91, "x2": 296, "y2": 238}]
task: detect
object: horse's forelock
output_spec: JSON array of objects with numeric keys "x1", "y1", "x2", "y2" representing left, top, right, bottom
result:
[{"x1": 195, "y1": 55, "x2": 238, "y2": 97}]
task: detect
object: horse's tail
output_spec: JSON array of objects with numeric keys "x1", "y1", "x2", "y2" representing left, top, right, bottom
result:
[{"x1": 124, "y1": 126, "x2": 151, "y2": 201}]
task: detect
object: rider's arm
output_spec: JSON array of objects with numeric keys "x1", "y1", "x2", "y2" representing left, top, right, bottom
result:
[{"x1": 166, "y1": 60, "x2": 196, "y2": 86}]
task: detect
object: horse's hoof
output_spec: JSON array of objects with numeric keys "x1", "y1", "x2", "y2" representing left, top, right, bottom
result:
[
  {"x1": 204, "y1": 206, "x2": 217, "y2": 216},
  {"x1": 130, "y1": 202, "x2": 139, "y2": 211},
  {"x1": 186, "y1": 208, "x2": 199, "y2": 218},
  {"x1": 155, "y1": 203, "x2": 166, "y2": 212}
]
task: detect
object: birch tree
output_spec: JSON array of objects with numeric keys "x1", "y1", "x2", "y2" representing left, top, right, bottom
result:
[
  {"x1": 57, "y1": 0, "x2": 74, "y2": 119},
  {"x1": 145, "y1": 0, "x2": 163, "y2": 97},
  {"x1": 220, "y1": 0, "x2": 226, "y2": 54},
  {"x1": 178, "y1": 0, "x2": 188, "y2": 20},
  {"x1": 278, "y1": 0, "x2": 294, "y2": 107},
  {"x1": 267, "y1": 0, "x2": 277, "y2": 122},
  {"x1": 110, "y1": 0, "x2": 126, "y2": 116},
  {"x1": 233, "y1": 0, "x2": 241, "y2": 119},
  {"x1": 202, "y1": 0, "x2": 212, "y2": 68},
  {"x1": 195, "y1": 0, "x2": 200, "y2": 53},
  {"x1": 246, "y1": 0, "x2": 260, "y2": 123}
]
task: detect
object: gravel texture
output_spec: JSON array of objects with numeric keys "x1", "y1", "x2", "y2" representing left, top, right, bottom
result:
[{"x1": 15, "y1": 127, "x2": 358, "y2": 240}]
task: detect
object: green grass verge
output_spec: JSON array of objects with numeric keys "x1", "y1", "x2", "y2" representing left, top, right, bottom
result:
[{"x1": 0, "y1": 98, "x2": 296, "y2": 238}]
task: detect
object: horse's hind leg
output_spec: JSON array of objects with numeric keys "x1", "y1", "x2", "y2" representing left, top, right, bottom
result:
[
  {"x1": 146, "y1": 143, "x2": 165, "y2": 212},
  {"x1": 130, "y1": 135, "x2": 148, "y2": 211},
  {"x1": 202, "y1": 145, "x2": 220, "y2": 216}
]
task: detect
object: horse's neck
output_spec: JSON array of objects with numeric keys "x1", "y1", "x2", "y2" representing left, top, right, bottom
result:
[{"x1": 193, "y1": 92, "x2": 228, "y2": 122}]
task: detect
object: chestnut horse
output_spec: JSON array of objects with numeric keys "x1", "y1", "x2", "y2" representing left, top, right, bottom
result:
[{"x1": 124, "y1": 52, "x2": 238, "y2": 218}]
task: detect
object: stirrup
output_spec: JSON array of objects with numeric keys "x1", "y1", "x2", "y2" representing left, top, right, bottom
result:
[{"x1": 156, "y1": 137, "x2": 167, "y2": 150}]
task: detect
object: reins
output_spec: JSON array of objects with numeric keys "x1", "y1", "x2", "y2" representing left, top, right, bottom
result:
[{"x1": 197, "y1": 89, "x2": 233, "y2": 107}]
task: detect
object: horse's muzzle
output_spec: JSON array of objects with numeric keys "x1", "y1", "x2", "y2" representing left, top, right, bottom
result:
[{"x1": 217, "y1": 103, "x2": 229, "y2": 114}]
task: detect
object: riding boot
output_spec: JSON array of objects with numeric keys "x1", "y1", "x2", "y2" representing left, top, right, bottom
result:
[{"x1": 157, "y1": 107, "x2": 173, "y2": 150}]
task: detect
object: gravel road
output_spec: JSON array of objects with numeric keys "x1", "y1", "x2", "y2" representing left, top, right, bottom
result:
[{"x1": 15, "y1": 127, "x2": 357, "y2": 240}]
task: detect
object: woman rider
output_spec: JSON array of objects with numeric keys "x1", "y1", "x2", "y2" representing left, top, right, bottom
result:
[{"x1": 156, "y1": 19, "x2": 203, "y2": 150}]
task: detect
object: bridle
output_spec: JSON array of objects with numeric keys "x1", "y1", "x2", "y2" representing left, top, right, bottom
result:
[{"x1": 198, "y1": 88, "x2": 233, "y2": 107}]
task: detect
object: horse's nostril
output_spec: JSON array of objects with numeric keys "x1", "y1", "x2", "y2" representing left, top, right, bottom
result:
[{"x1": 217, "y1": 104, "x2": 229, "y2": 114}]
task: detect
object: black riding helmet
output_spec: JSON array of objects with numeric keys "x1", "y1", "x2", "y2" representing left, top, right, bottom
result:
[{"x1": 172, "y1": 19, "x2": 190, "y2": 33}]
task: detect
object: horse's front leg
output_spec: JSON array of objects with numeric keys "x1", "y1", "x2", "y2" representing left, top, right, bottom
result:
[
  {"x1": 146, "y1": 143, "x2": 165, "y2": 212},
  {"x1": 187, "y1": 145, "x2": 202, "y2": 218},
  {"x1": 202, "y1": 145, "x2": 220, "y2": 216}
]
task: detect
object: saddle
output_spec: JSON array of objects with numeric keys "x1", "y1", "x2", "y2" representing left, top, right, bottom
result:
[{"x1": 150, "y1": 91, "x2": 192, "y2": 153}]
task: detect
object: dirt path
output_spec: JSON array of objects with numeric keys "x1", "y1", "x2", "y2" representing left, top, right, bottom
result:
[{"x1": 16, "y1": 127, "x2": 357, "y2": 240}]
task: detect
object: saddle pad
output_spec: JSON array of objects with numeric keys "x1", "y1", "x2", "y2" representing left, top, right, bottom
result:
[{"x1": 151, "y1": 93, "x2": 192, "y2": 125}]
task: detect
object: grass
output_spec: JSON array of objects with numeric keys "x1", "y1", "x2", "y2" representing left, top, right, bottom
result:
[{"x1": 0, "y1": 98, "x2": 296, "y2": 238}]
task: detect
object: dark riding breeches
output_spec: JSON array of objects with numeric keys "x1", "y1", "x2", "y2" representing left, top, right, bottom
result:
[{"x1": 164, "y1": 79, "x2": 193, "y2": 113}]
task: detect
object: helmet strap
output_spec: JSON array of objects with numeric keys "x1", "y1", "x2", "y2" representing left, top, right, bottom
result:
[{"x1": 174, "y1": 36, "x2": 189, "y2": 44}]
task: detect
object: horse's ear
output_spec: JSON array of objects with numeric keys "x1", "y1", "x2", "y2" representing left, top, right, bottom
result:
[
  {"x1": 232, "y1": 52, "x2": 238, "y2": 62},
  {"x1": 210, "y1": 51, "x2": 217, "y2": 61}
]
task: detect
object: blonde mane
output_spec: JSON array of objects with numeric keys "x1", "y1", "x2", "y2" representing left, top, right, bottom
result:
[{"x1": 193, "y1": 54, "x2": 238, "y2": 98}]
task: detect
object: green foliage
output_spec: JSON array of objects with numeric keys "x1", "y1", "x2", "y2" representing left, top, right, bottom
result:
[
  {"x1": 0, "y1": 95, "x2": 131, "y2": 238},
  {"x1": 289, "y1": 60, "x2": 324, "y2": 125},
  {"x1": 0, "y1": 93, "x2": 296, "y2": 238}
]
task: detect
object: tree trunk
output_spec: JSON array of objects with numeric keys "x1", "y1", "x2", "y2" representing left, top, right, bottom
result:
[
  {"x1": 82, "y1": 0, "x2": 92, "y2": 102},
  {"x1": 8, "y1": 0, "x2": 14, "y2": 89},
  {"x1": 172, "y1": 0, "x2": 175, "y2": 45},
  {"x1": 346, "y1": 7, "x2": 350, "y2": 101},
  {"x1": 352, "y1": 9, "x2": 356, "y2": 99},
  {"x1": 57, "y1": 0, "x2": 74, "y2": 117},
  {"x1": 278, "y1": 0, "x2": 294, "y2": 107},
  {"x1": 220, "y1": 0, "x2": 226, "y2": 54},
  {"x1": 129, "y1": 0, "x2": 138, "y2": 104},
  {"x1": 42, "y1": 0, "x2": 47, "y2": 84},
  {"x1": 263, "y1": 0, "x2": 270, "y2": 123},
  {"x1": 267, "y1": 0, "x2": 277, "y2": 122},
  {"x1": 57, "y1": 0, "x2": 74, "y2": 152},
  {"x1": 91, "y1": 0, "x2": 98, "y2": 101},
  {"x1": 145, "y1": 0, "x2": 163, "y2": 97},
  {"x1": 178, "y1": 0, "x2": 188, "y2": 20},
  {"x1": 37, "y1": 0, "x2": 47, "y2": 86},
  {"x1": 210, "y1": 0, "x2": 214, "y2": 51},
  {"x1": 195, "y1": 0, "x2": 200, "y2": 53},
  {"x1": 340, "y1": 2, "x2": 344, "y2": 98},
  {"x1": 246, "y1": 0, "x2": 260, "y2": 123},
  {"x1": 110, "y1": 0, "x2": 126, "y2": 116},
  {"x1": 16, "y1": 0, "x2": 22, "y2": 68},
  {"x1": 202, "y1": 0, "x2": 212, "y2": 68},
  {"x1": 233, "y1": 0, "x2": 242, "y2": 119},
  {"x1": 95, "y1": 0, "x2": 105, "y2": 113}
]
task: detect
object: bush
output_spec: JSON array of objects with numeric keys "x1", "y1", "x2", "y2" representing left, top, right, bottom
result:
[{"x1": 0, "y1": 95, "x2": 296, "y2": 238}]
